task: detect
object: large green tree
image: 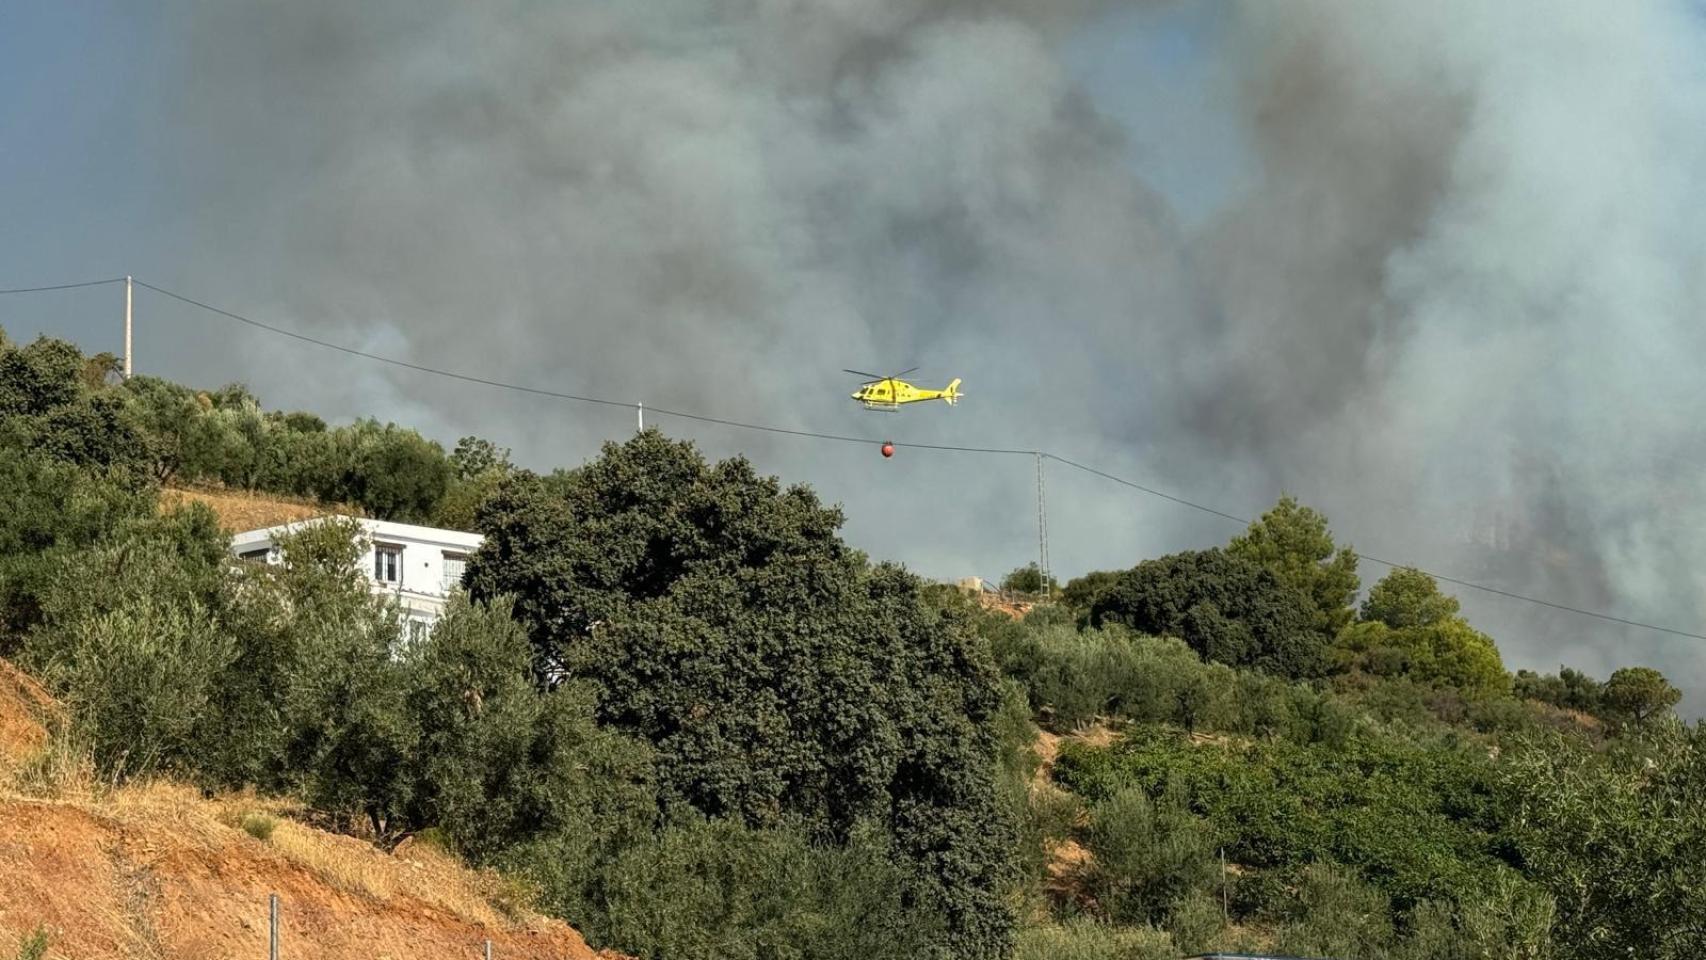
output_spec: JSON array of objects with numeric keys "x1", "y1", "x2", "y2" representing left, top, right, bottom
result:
[
  {"x1": 0, "y1": 332, "x2": 148, "y2": 476},
  {"x1": 1341, "y1": 568, "x2": 1510, "y2": 697},
  {"x1": 468, "y1": 431, "x2": 1014, "y2": 960},
  {"x1": 1059, "y1": 569, "x2": 1121, "y2": 620},
  {"x1": 433, "y1": 435, "x2": 516, "y2": 531},
  {"x1": 1600, "y1": 667, "x2": 1680, "y2": 726},
  {"x1": 402, "y1": 595, "x2": 654, "y2": 861},
  {"x1": 1227, "y1": 496, "x2": 1360, "y2": 636},
  {"x1": 1360, "y1": 566, "x2": 1460, "y2": 629},
  {"x1": 120, "y1": 375, "x2": 205, "y2": 484},
  {"x1": 1089, "y1": 549, "x2": 1327, "y2": 679},
  {"x1": 0, "y1": 448, "x2": 155, "y2": 642}
]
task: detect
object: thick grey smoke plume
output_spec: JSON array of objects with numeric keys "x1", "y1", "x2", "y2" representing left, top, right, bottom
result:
[{"x1": 132, "y1": 1, "x2": 1706, "y2": 703}]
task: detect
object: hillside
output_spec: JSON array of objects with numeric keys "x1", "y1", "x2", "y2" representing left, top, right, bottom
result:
[
  {"x1": 158, "y1": 487, "x2": 343, "y2": 534},
  {"x1": 0, "y1": 660, "x2": 613, "y2": 960},
  {"x1": 4, "y1": 330, "x2": 1703, "y2": 959}
]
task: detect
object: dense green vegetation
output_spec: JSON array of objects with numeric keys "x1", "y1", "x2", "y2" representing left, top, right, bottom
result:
[
  {"x1": 989, "y1": 497, "x2": 1703, "y2": 958},
  {"x1": 2, "y1": 327, "x2": 1702, "y2": 959},
  {"x1": 0, "y1": 326, "x2": 511, "y2": 526},
  {"x1": 467, "y1": 433, "x2": 1013, "y2": 959},
  {"x1": 0, "y1": 330, "x2": 1003, "y2": 960}
]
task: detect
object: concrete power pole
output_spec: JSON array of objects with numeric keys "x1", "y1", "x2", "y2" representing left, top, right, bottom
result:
[
  {"x1": 123, "y1": 275, "x2": 133, "y2": 378},
  {"x1": 1035, "y1": 453, "x2": 1051, "y2": 598}
]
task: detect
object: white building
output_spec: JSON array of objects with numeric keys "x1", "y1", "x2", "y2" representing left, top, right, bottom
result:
[{"x1": 229, "y1": 516, "x2": 484, "y2": 638}]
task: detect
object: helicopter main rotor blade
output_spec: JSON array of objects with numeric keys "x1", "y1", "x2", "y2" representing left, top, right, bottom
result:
[
  {"x1": 892, "y1": 367, "x2": 919, "y2": 379},
  {"x1": 843, "y1": 369, "x2": 887, "y2": 380}
]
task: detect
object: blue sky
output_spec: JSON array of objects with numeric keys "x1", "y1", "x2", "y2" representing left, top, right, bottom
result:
[{"x1": 1, "y1": 4, "x2": 153, "y2": 351}]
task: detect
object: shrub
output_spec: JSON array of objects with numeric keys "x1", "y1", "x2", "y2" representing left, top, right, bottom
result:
[
  {"x1": 473, "y1": 867, "x2": 541, "y2": 920},
  {"x1": 1011, "y1": 920, "x2": 1176, "y2": 960},
  {"x1": 1057, "y1": 727, "x2": 1513, "y2": 914},
  {"x1": 409, "y1": 826, "x2": 454, "y2": 853},
  {"x1": 589, "y1": 816, "x2": 944, "y2": 960},
  {"x1": 1270, "y1": 864, "x2": 1394, "y2": 957},
  {"x1": 1084, "y1": 785, "x2": 1218, "y2": 925},
  {"x1": 1089, "y1": 549, "x2": 1327, "y2": 679},
  {"x1": 241, "y1": 812, "x2": 279, "y2": 842},
  {"x1": 1165, "y1": 889, "x2": 1225, "y2": 954},
  {"x1": 14, "y1": 928, "x2": 49, "y2": 960}
]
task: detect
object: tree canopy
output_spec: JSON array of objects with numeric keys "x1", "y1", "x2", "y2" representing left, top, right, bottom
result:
[
  {"x1": 1339, "y1": 568, "x2": 1509, "y2": 698},
  {"x1": 1228, "y1": 495, "x2": 1360, "y2": 636},
  {"x1": 468, "y1": 431, "x2": 1014, "y2": 960},
  {"x1": 1601, "y1": 667, "x2": 1681, "y2": 726},
  {"x1": 1361, "y1": 566, "x2": 1460, "y2": 629},
  {"x1": 1089, "y1": 548, "x2": 1328, "y2": 679},
  {"x1": 1001, "y1": 563, "x2": 1059, "y2": 596}
]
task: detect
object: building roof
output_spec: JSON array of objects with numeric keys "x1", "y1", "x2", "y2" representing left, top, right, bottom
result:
[{"x1": 229, "y1": 515, "x2": 484, "y2": 551}]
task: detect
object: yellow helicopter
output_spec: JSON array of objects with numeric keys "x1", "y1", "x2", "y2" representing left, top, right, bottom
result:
[{"x1": 846, "y1": 368, "x2": 963, "y2": 411}]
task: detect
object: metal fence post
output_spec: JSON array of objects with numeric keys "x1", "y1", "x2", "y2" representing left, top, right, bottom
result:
[
  {"x1": 269, "y1": 893, "x2": 280, "y2": 960},
  {"x1": 484, "y1": 938, "x2": 493, "y2": 960}
]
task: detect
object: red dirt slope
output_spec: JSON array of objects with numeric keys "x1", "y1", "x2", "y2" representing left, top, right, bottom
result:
[{"x1": 0, "y1": 660, "x2": 617, "y2": 960}]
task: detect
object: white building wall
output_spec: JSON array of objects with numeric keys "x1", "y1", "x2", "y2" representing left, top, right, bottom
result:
[{"x1": 229, "y1": 517, "x2": 484, "y2": 635}]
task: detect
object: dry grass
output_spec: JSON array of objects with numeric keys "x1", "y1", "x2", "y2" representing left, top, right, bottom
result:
[
  {"x1": 199, "y1": 792, "x2": 518, "y2": 926},
  {"x1": 159, "y1": 486, "x2": 356, "y2": 533},
  {"x1": 0, "y1": 665, "x2": 101, "y2": 806},
  {"x1": 976, "y1": 593, "x2": 1036, "y2": 619},
  {"x1": 0, "y1": 659, "x2": 605, "y2": 960},
  {"x1": 0, "y1": 660, "x2": 56, "y2": 764},
  {"x1": 0, "y1": 774, "x2": 598, "y2": 958},
  {"x1": 6, "y1": 726, "x2": 104, "y2": 803}
]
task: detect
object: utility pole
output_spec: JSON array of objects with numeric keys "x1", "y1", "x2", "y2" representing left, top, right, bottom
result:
[
  {"x1": 123, "y1": 275, "x2": 133, "y2": 378},
  {"x1": 269, "y1": 893, "x2": 280, "y2": 960},
  {"x1": 637, "y1": 401, "x2": 644, "y2": 432},
  {"x1": 1035, "y1": 453, "x2": 1051, "y2": 598}
]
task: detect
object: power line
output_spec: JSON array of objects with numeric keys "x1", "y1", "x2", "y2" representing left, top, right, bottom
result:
[
  {"x1": 1044, "y1": 454, "x2": 1252, "y2": 525},
  {"x1": 0, "y1": 277, "x2": 127, "y2": 295},
  {"x1": 134, "y1": 280, "x2": 637, "y2": 412},
  {"x1": 134, "y1": 279, "x2": 1037, "y2": 456},
  {"x1": 1040, "y1": 453, "x2": 1706, "y2": 640},
  {"x1": 11, "y1": 273, "x2": 1701, "y2": 643},
  {"x1": 1355, "y1": 556, "x2": 1706, "y2": 641}
]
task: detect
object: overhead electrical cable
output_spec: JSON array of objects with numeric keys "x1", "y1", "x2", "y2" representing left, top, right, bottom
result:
[
  {"x1": 1041, "y1": 454, "x2": 1252, "y2": 525},
  {"x1": 0, "y1": 277, "x2": 127, "y2": 295},
  {"x1": 1039, "y1": 455, "x2": 1706, "y2": 640},
  {"x1": 135, "y1": 280, "x2": 1038, "y2": 455},
  {"x1": 133, "y1": 280, "x2": 637, "y2": 412},
  {"x1": 6, "y1": 274, "x2": 1702, "y2": 641}
]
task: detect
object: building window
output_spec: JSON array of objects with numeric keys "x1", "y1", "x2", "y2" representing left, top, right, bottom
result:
[
  {"x1": 374, "y1": 544, "x2": 402, "y2": 584},
  {"x1": 442, "y1": 552, "x2": 468, "y2": 590},
  {"x1": 238, "y1": 547, "x2": 271, "y2": 563}
]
